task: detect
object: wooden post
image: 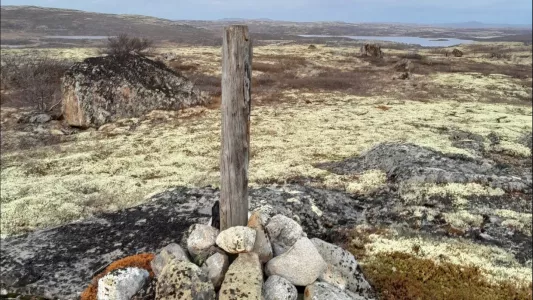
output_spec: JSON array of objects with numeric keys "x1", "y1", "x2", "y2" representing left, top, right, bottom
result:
[{"x1": 220, "y1": 25, "x2": 252, "y2": 230}]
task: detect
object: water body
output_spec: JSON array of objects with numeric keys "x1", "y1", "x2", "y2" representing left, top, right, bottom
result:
[
  {"x1": 299, "y1": 35, "x2": 475, "y2": 47},
  {"x1": 0, "y1": 45, "x2": 27, "y2": 48},
  {"x1": 43, "y1": 36, "x2": 113, "y2": 40}
]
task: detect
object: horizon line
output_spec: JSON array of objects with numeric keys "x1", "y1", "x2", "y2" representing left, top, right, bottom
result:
[{"x1": 1, "y1": 4, "x2": 532, "y2": 27}]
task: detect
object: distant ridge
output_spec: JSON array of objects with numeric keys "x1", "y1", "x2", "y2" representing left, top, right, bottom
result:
[
  {"x1": 0, "y1": 5, "x2": 216, "y2": 44},
  {"x1": 216, "y1": 18, "x2": 276, "y2": 22},
  {"x1": 431, "y1": 21, "x2": 532, "y2": 29}
]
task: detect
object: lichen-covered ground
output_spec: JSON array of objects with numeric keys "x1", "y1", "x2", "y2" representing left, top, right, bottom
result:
[{"x1": 1, "y1": 42, "x2": 531, "y2": 299}]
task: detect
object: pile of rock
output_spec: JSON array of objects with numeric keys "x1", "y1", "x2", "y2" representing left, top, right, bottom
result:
[{"x1": 97, "y1": 211, "x2": 374, "y2": 300}]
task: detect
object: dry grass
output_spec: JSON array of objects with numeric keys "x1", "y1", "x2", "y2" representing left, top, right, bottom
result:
[
  {"x1": 1, "y1": 94, "x2": 530, "y2": 236},
  {"x1": 361, "y1": 251, "x2": 532, "y2": 300},
  {"x1": 1, "y1": 44, "x2": 531, "y2": 237},
  {"x1": 355, "y1": 227, "x2": 532, "y2": 287}
]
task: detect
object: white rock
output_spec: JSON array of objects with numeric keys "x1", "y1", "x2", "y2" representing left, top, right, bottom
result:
[
  {"x1": 216, "y1": 226, "x2": 256, "y2": 254},
  {"x1": 311, "y1": 238, "x2": 373, "y2": 297},
  {"x1": 263, "y1": 275, "x2": 298, "y2": 300},
  {"x1": 265, "y1": 237, "x2": 326, "y2": 286},
  {"x1": 201, "y1": 252, "x2": 229, "y2": 288},
  {"x1": 248, "y1": 211, "x2": 273, "y2": 263},
  {"x1": 97, "y1": 267, "x2": 149, "y2": 300},
  {"x1": 187, "y1": 224, "x2": 219, "y2": 264},
  {"x1": 265, "y1": 215, "x2": 305, "y2": 256},
  {"x1": 151, "y1": 243, "x2": 190, "y2": 277}
]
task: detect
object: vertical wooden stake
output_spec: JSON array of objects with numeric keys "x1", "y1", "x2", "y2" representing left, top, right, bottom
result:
[{"x1": 220, "y1": 25, "x2": 252, "y2": 230}]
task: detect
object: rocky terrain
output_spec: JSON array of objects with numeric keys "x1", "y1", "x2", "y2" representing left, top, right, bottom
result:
[
  {"x1": 2, "y1": 138, "x2": 531, "y2": 298},
  {"x1": 0, "y1": 19, "x2": 532, "y2": 300}
]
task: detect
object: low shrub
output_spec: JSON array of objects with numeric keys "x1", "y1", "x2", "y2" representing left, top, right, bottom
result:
[
  {"x1": 99, "y1": 33, "x2": 154, "y2": 57},
  {"x1": 360, "y1": 251, "x2": 532, "y2": 300},
  {"x1": 1, "y1": 56, "x2": 70, "y2": 112}
]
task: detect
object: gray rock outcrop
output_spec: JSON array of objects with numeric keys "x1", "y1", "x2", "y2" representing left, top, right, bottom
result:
[
  {"x1": 360, "y1": 44, "x2": 383, "y2": 58},
  {"x1": 317, "y1": 143, "x2": 532, "y2": 192},
  {"x1": 61, "y1": 54, "x2": 207, "y2": 127}
]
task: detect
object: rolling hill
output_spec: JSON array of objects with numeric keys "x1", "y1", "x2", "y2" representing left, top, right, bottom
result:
[{"x1": 1, "y1": 6, "x2": 218, "y2": 46}]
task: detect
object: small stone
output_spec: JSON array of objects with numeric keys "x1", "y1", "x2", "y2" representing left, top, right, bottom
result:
[
  {"x1": 155, "y1": 260, "x2": 215, "y2": 300},
  {"x1": 311, "y1": 238, "x2": 373, "y2": 297},
  {"x1": 488, "y1": 215, "x2": 502, "y2": 224},
  {"x1": 479, "y1": 232, "x2": 495, "y2": 241},
  {"x1": 219, "y1": 252, "x2": 263, "y2": 300},
  {"x1": 201, "y1": 252, "x2": 229, "y2": 288},
  {"x1": 187, "y1": 224, "x2": 219, "y2": 265},
  {"x1": 216, "y1": 226, "x2": 256, "y2": 254},
  {"x1": 29, "y1": 113, "x2": 52, "y2": 124},
  {"x1": 97, "y1": 267, "x2": 149, "y2": 300},
  {"x1": 304, "y1": 282, "x2": 368, "y2": 300},
  {"x1": 50, "y1": 129, "x2": 64, "y2": 135},
  {"x1": 248, "y1": 211, "x2": 273, "y2": 263},
  {"x1": 265, "y1": 237, "x2": 326, "y2": 286},
  {"x1": 151, "y1": 243, "x2": 190, "y2": 277},
  {"x1": 265, "y1": 215, "x2": 305, "y2": 256},
  {"x1": 263, "y1": 275, "x2": 298, "y2": 300}
]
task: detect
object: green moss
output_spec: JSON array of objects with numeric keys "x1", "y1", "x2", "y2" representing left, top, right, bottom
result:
[{"x1": 360, "y1": 252, "x2": 532, "y2": 300}]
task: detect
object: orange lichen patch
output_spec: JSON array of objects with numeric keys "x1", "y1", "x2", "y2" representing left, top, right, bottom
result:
[
  {"x1": 80, "y1": 253, "x2": 155, "y2": 300},
  {"x1": 360, "y1": 251, "x2": 532, "y2": 300}
]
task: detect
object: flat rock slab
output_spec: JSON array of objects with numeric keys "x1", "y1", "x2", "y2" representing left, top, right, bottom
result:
[
  {"x1": 316, "y1": 142, "x2": 532, "y2": 192},
  {"x1": 1, "y1": 185, "x2": 366, "y2": 299}
]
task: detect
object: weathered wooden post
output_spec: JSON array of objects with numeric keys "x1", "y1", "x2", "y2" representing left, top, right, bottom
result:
[{"x1": 220, "y1": 25, "x2": 252, "y2": 230}]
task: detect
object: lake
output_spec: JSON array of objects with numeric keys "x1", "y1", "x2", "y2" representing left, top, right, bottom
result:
[
  {"x1": 43, "y1": 36, "x2": 113, "y2": 40},
  {"x1": 299, "y1": 35, "x2": 475, "y2": 47}
]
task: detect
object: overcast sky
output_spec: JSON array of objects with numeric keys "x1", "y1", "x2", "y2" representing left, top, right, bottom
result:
[{"x1": 2, "y1": 0, "x2": 532, "y2": 24}]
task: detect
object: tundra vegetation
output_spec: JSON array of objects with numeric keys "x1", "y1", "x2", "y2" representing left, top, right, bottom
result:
[{"x1": 1, "y1": 38, "x2": 532, "y2": 299}]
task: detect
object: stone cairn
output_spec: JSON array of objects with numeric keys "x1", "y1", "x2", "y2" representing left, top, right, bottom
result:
[{"x1": 97, "y1": 208, "x2": 375, "y2": 300}]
